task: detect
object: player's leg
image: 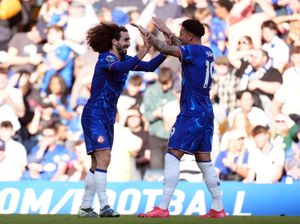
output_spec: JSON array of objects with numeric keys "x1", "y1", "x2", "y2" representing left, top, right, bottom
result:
[
  {"x1": 81, "y1": 118, "x2": 119, "y2": 217},
  {"x1": 192, "y1": 114, "x2": 225, "y2": 218},
  {"x1": 138, "y1": 149, "x2": 184, "y2": 218},
  {"x1": 78, "y1": 155, "x2": 98, "y2": 218},
  {"x1": 195, "y1": 152, "x2": 225, "y2": 218},
  {"x1": 159, "y1": 149, "x2": 184, "y2": 210},
  {"x1": 94, "y1": 149, "x2": 119, "y2": 217},
  {"x1": 93, "y1": 149, "x2": 110, "y2": 209}
]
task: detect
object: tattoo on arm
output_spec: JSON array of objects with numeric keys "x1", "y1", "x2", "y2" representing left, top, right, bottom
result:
[
  {"x1": 151, "y1": 34, "x2": 180, "y2": 58},
  {"x1": 169, "y1": 34, "x2": 182, "y2": 46}
]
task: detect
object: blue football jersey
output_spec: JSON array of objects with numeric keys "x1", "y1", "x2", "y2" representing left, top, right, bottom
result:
[
  {"x1": 178, "y1": 44, "x2": 214, "y2": 117},
  {"x1": 83, "y1": 52, "x2": 133, "y2": 124}
]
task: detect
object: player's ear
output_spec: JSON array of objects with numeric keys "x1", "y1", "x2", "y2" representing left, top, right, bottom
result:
[
  {"x1": 112, "y1": 38, "x2": 118, "y2": 46},
  {"x1": 187, "y1": 32, "x2": 193, "y2": 41}
]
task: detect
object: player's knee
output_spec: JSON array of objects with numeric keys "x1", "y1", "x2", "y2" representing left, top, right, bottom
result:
[
  {"x1": 94, "y1": 150, "x2": 111, "y2": 168},
  {"x1": 195, "y1": 152, "x2": 211, "y2": 161}
]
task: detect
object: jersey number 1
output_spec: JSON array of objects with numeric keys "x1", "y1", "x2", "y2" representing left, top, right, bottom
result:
[{"x1": 203, "y1": 60, "x2": 214, "y2": 88}]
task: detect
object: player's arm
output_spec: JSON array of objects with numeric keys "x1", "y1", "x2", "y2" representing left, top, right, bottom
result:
[
  {"x1": 134, "y1": 53, "x2": 166, "y2": 72},
  {"x1": 109, "y1": 56, "x2": 141, "y2": 73},
  {"x1": 148, "y1": 33, "x2": 181, "y2": 58},
  {"x1": 152, "y1": 17, "x2": 182, "y2": 46},
  {"x1": 132, "y1": 22, "x2": 180, "y2": 58},
  {"x1": 109, "y1": 31, "x2": 151, "y2": 73}
]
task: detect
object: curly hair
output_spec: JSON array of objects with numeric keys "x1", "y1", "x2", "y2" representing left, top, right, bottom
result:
[{"x1": 86, "y1": 22, "x2": 128, "y2": 53}]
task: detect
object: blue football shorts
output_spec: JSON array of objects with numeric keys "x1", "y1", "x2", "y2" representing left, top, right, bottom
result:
[
  {"x1": 81, "y1": 116, "x2": 114, "y2": 155},
  {"x1": 168, "y1": 114, "x2": 214, "y2": 154}
]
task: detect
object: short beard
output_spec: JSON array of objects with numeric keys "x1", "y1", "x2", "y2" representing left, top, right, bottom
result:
[{"x1": 117, "y1": 45, "x2": 127, "y2": 57}]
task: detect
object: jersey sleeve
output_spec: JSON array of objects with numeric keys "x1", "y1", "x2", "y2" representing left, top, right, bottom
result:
[
  {"x1": 99, "y1": 53, "x2": 141, "y2": 73},
  {"x1": 135, "y1": 53, "x2": 166, "y2": 72},
  {"x1": 179, "y1": 45, "x2": 193, "y2": 63},
  {"x1": 99, "y1": 53, "x2": 119, "y2": 69}
]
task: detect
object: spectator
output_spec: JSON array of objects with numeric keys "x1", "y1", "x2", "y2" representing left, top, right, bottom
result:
[
  {"x1": 211, "y1": 56, "x2": 240, "y2": 113},
  {"x1": 25, "y1": 123, "x2": 70, "y2": 181},
  {"x1": 162, "y1": 81, "x2": 181, "y2": 133},
  {"x1": 0, "y1": 0, "x2": 22, "y2": 51},
  {"x1": 7, "y1": 24, "x2": 44, "y2": 75},
  {"x1": 37, "y1": 0, "x2": 69, "y2": 28},
  {"x1": 228, "y1": 35, "x2": 254, "y2": 79},
  {"x1": 35, "y1": 25, "x2": 74, "y2": 94},
  {"x1": 26, "y1": 104, "x2": 60, "y2": 141},
  {"x1": 202, "y1": 23, "x2": 223, "y2": 58},
  {"x1": 0, "y1": 67, "x2": 25, "y2": 132},
  {"x1": 282, "y1": 118, "x2": 300, "y2": 183},
  {"x1": 272, "y1": 113, "x2": 298, "y2": 154},
  {"x1": 153, "y1": 0, "x2": 183, "y2": 21},
  {"x1": 143, "y1": 67, "x2": 176, "y2": 169},
  {"x1": 66, "y1": 139, "x2": 90, "y2": 181},
  {"x1": 261, "y1": 20, "x2": 290, "y2": 72},
  {"x1": 119, "y1": 74, "x2": 144, "y2": 111},
  {"x1": 245, "y1": 49, "x2": 282, "y2": 116},
  {"x1": 228, "y1": 90, "x2": 268, "y2": 129},
  {"x1": 124, "y1": 108, "x2": 150, "y2": 180},
  {"x1": 64, "y1": 0, "x2": 98, "y2": 55},
  {"x1": 221, "y1": 109, "x2": 256, "y2": 154},
  {"x1": 272, "y1": 46, "x2": 300, "y2": 116},
  {"x1": 55, "y1": 121, "x2": 69, "y2": 147},
  {"x1": 227, "y1": 0, "x2": 275, "y2": 49},
  {"x1": 273, "y1": 0, "x2": 300, "y2": 46},
  {"x1": 0, "y1": 121, "x2": 27, "y2": 181},
  {"x1": 68, "y1": 97, "x2": 86, "y2": 142},
  {"x1": 211, "y1": 0, "x2": 233, "y2": 55},
  {"x1": 43, "y1": 74, "x2": 73, "y2": 122},
  {"x1": 215, "y1": 130, "x2": 251, "y2": 181},
  {"x1": 69, "y1": 49, "x2": 96, "y2": 109},
  {"x1": 12, "y1": 70, "x2": 40, "y2": 148},
  {"x1": 245, "y1": 125, "x2": 285, "y2": 183},
  {"x1": 107, "y1": 113, "x2": 143, "y2": 181}
]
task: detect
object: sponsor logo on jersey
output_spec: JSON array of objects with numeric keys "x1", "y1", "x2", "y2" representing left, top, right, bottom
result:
[{"x1": 97, "y1": 135, "x2": 105, "y2": 144}]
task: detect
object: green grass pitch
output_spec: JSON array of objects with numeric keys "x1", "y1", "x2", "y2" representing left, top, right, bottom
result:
[{"x1": 0, "y1": 215, "x2": 299, "y2": 224}]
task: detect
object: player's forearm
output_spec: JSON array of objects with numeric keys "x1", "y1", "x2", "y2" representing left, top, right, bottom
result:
[
  {"x1": 110, "y1": 55, "x2": 141, "y2": 73},
  {"x1": 136, "y1": 46, "x2": 150, "y2": 60},
  {"x1": 168, "y1": 33, "x2": 182, "y2": 46},
  {"x1": 135, "y1": 53, "x2": 166, "y2": 72},
  {"x1": 150, "y1": 35, "x2": 180, "y2": 57},
  {"x1": 151, "y1": 36, "x2": 168, "y2": 52}
]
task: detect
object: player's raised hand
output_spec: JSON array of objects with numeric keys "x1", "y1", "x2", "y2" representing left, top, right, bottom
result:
[
  {"x1": 141, "y1": 31, "x2": 152, "y2": 50},
  {"x1": 152, "y1": 16, "x2": 172, "y2": 36},
  {"x1": 130, "y1": 23, "x2": 147, "y2": 35},
  {"x1": 131, "y1": 23, "x2": 152, "y2": 49}
]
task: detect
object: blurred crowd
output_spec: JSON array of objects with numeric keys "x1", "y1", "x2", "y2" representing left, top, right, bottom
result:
[{"x1": 0, "y1": 0, "x2": 299, "y2": 184}]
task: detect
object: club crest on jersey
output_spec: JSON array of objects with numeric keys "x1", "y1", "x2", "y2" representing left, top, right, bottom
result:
[
  {"x1": 170, "y1": 127, "x2": 176, "y2": 138},
  {"x1": 106, "y1": 55, "x2": 115, "y2": 62},
  {"x1": 97, "y1": 135, "x2": 105, "y2": 144}
]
